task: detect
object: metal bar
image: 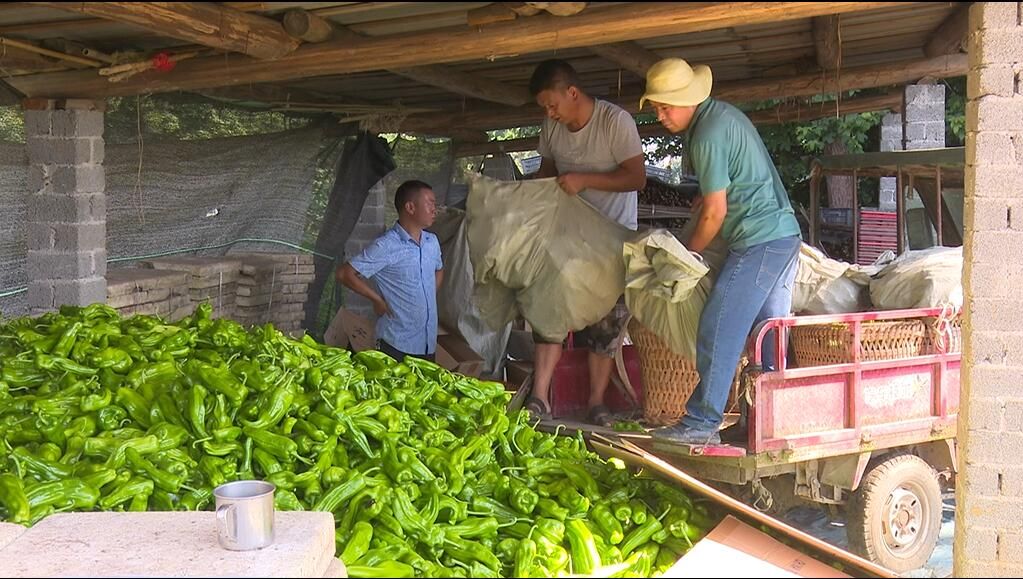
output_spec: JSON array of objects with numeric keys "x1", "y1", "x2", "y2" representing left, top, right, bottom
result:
[
  {"x1": 935, "y1": 166, "x2": 943, "y2": 246},
  {"x1": 896, "y1": 166, "x2": 905, "y2": 254},
  {"x1": 756, "y1": 417, "x2": 955, "y2": 452},
  {"x1": 810, "y1": 166, "x2": 821, "y2": 247},
  {"x1": 852, "y1": 168, "x2": 859, "y2": 264}
]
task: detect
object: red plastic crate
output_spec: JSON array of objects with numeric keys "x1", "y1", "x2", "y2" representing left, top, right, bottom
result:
[{"x1": 549, "y1": 345, "x2": 645, "y2": 419}]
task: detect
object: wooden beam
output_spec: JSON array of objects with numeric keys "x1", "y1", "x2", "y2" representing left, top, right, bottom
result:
[
  {"x1": 32, "y1": 2, "x2": 300, "y2": 60},
  {"x1": 924, "y1": 5, "x2": 970, "y2": 57},
  {"x1": 588, "y1": 42, "x2": 661, "y2": 77},
  {"x1": 391, "y1": 64, "x2": 532, "y2": 108},
  {"x1": 528, "y1": 2, "x2": 588, "y2": 17},
  {"x1": 812, "y1": 15, "x2": 841, "y2": 70},
  {"x1": 9, "y1": 2, "x2": 910, "y2": 98},
  {"x1": 407, "y1": 54, "x2": 965, "y2": 134},
  {"x1": 451, "y1": 91, "x2": 904, "y2": 156},
  {"x1": 283, "y1": 9, "x2": 335, "y2": 43},
  {"x1": 467, "y1": 3, "x2": 519, "y2": 27}
]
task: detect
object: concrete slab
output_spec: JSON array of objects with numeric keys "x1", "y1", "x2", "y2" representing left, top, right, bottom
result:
[
  {"x1": 323, "y1": 558, "x2": 346, "y2": 578},
  {"x1": 0, "y1": 511, "x2": 335, "y2": 578},
  {"x1": 0, "y1": 523, "x2": 25, "y2": 551}
]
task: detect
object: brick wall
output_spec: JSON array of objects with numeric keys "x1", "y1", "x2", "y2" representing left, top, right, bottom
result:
[
  {"x1": 956, "y1": 2, "x2": 1023, "y2": 576},
  {"x1": 24, "y1": 99, "x2": 106, "y2": 313}
]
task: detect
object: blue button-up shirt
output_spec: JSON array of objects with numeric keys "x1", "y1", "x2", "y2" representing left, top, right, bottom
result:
[{"x1": 349, "y1": 223, "x2": 443, "y2": 355}]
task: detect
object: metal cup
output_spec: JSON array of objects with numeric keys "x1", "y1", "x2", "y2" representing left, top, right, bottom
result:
[{"x1": 214, "y1": 480, "x2": 276, "y2": 551}]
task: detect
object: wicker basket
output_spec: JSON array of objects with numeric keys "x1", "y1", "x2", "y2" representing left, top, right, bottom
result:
[
  {"x1": 791, "y1": 320, "x2": 927, "y2": 367},
  {"x1": 923, "y1": 316, "x2": 962, "y2": 354},
  {"x1": 627, "y1": 319, "x2": 700, "y2": 426}
]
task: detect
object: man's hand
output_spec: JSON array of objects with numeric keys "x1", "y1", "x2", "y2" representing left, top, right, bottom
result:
[
  {"x1": 372, "y1": 298, "x2": 393, "y2": 318},
  {"x1": 556, "y1": 173, "x2": 588, "y2": 196}
]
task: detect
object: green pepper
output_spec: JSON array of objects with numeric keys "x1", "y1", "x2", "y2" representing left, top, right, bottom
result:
[
  {"x1": 557, "y1": 486, "x2": 591, "y2": 516},
  {"x1": 242, "y1": 381, "x2": 295, "y2": 429},
  {"x1": 36, "y1": 354, "x2": 96, "y2": 376},
  {"x1": 11, "y1": 446, "x2": 73, "y2": 481},
  {"x1": 341, "y1": 521, "x2": 374, "y2": 564},
  {"x1": 535, "y1": 497, "x2": 568, "y2": 522},
  {"x1": 565, "y1": 519, "x2": 602, "y2": 575},
  {"x1": 611, "y1": 500, "x2": 632, "y2": 525},
  {"x1": 592, "y1": 503, "x2": 625, "y2": 545},
  {"x1": 630, "y1": 499, "x2": 649, "y2": 525},
  {"x1": 116, "y1": 387, "x2": 151, "y2": 428},
  {"x1": 0, "y1": 474, "x2": 30, "y2": 524},
  {"x1": 243, "y1": 426, "x2": 298, "y2": 460},
  {"x1": 346, "y1": 561, "x2": 415, "y2": 578},
  {"x1": 312, "y1": 472, "x2": 367, "y2": 514},
  {"x1": 275, "y1": 489, "x2": 305, "y2": 511},
  {"x1": 180, "y1": 487, "x2": 213, "y2": 511},
  {"x1": 513, "y1": 537, "x2": 537, "y2": 578},
  {"x1": 509, "y1": 479, "x2": 539, "y2": 515},
  {"x1": 202, "y1": 440, "x2": 242, "y2": 457},
  {"x1": 253, "y1": 448, "x2": 283, "y2": 476},
  {"x1": 26, "y1": 477, "x2": 100, "y2": 511},
  {"x1": 97, "y1": 406, "x2": 129, "y2": 431},
  {"x1": 91, "y1": 347, "x2": 133, "y2": 374},
  {"x1": 188, "y1": 385, "x2": 209, "y2": 438},
  {"x1": 620, "y1": 515, "x2": 664, "y2": 556},
  {"x1": 80, "y1": 389, "x2": 112, "y2": 412}
]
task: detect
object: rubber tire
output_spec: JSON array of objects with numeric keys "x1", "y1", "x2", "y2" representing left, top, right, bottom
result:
[{"x1": 845, "y1": 454, "x2": 942, "y2": 574}]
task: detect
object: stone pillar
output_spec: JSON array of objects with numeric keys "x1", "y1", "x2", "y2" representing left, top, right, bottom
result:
[
  {"x1": 879, "y1": 112, "x2": 902, "y2": 212},
  {"x1": 343, "y1": 179, "x2": 387, "y2": 322},
  {"x1": 24, "y1": 99, "x2": 106, "y2": 313},
  {"x1": 903, "y1": 84, "x2": 947, "y2": 150},
  {"x1": 956, "y1": 2, "x2": 1023, "y2": 576}
]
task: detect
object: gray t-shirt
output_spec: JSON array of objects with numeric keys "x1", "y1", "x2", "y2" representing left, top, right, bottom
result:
[{"x1": 537, "y1": 99, "x2": 643, "y2": 230}]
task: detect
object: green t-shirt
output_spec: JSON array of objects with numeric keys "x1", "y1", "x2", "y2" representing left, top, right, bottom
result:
[{"x1": 686, "y1": 98, "x2": 802, "y2": 250}]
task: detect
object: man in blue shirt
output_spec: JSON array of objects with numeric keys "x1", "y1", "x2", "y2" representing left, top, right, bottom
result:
[
  {"x1": 337, "y1": 180, "x2": 444, "y2": 361},
  {"x1": 640, "y1": 58, "x2": 802, "y2": 445}
]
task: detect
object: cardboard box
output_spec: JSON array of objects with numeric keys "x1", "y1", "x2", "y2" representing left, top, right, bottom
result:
[
  {"x1": 506, "y1": 360, "x2": 533, "y2": 387},
  {"x1": 667, "y1": 515, "x2": 851, "y2": 578},
  {"x1": 436, "y1": 333, "x2": 485, "y2": 377},
  {"x1": 324, "y1": 308, "x2": 376, "y2": 352}
]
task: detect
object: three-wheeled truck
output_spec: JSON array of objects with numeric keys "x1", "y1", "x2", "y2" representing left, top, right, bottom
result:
[{"x1": 637, "y1": 307, "x2": 959, "y2": 573}]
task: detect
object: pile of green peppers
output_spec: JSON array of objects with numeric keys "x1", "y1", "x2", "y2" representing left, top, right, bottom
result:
[{"x1": 0, "y1": 302, "x2": 714, "y2": 577}]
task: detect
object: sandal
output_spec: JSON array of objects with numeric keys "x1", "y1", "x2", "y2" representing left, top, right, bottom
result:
[
  {"x1": 524, "y1": 396, "x2": 551, "y2": 420},
  {"x1": 587, "y1": 404, "x2": 614, "y2": 428}
]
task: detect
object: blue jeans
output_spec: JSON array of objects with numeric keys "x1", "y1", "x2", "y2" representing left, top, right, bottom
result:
[{"x1": 681, "y1": 236, "x2": 801, "y2": 432}]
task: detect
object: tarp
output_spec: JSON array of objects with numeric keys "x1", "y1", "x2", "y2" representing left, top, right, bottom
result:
[
  {"x1": 432, "y1": 208, "x2": 511, "y2": 377},
  {"x1": 466, "y1": 175, "x2": 632, "y2": 343}
]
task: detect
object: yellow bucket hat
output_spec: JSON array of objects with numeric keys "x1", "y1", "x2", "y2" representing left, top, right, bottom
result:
[{"x1": 640, "y1": 58, "x2": 713, "y2": 109}]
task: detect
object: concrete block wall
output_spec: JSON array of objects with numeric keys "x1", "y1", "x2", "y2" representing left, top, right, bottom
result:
[
  {"x1": 904, "y1": 84, "x2": 947, "y2": 151},
  {"x1": 879, "y1": 112, "x2": 903, "y2": 211},
  {"x1": 24, "y1": 99, "x2": 106, "y2": 313},
  {"x1": 956, "y1": 2, "x2": 1023, "y2": 576},
  {"x1": 342, "y1": 179, "x2": 388, "y2": 323}
]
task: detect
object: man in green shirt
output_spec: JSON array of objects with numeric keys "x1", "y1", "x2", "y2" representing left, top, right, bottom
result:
[{"x1": 641, "y1": 58, "x2": 802, "y2": 445}]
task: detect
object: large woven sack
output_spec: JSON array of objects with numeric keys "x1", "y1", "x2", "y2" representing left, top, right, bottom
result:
[
  {"x1": 869, "y1": 247, "x2": 963, "y2": 310},
  {"x1": 466, "y1": 175, "x2": 632, "y2": 343}
]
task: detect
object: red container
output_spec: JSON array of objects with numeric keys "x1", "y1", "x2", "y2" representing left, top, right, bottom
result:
[{"x1": 550, "y1": 345, "x2": 645, "y2": 419}]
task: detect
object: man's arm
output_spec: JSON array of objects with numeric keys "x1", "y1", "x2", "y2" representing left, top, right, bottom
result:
[
  {"x1": 556, "y1": 154, "x2": 646, "y2": 196},
  {"x1": 686, "y1": 190, "x2": 727, "y2": 254},
  {"x1": 435, "y1": 269, "x2": 444, "y2": 290},
  {"x1": 337, "y1": 263, "x2": 392, "y2": 317}
]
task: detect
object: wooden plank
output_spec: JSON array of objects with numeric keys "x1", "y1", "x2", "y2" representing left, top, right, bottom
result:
[
  {"x1": 9, "y1": 2, "x2": 909, "y2": 98},
  {"x1": 466, "y1": 3, "x2": 518, "y2": 26},
  {"x1": 451, "y1": 91, "x2": 904, "y2": 155},
  {"x1": 390, "y1": 64, "x2": 532, "y2": 107},
  {"x1": 587, "y1": 41, "x2": 661, "y2": 77},
  {"x1": 923, "y1": 4, "x2": 969, "y2": 57},
  {"x1": 32, "y1": 2, "x2": 300, "y2": 60},
  {"x1": 811, "y1": 15, "x2": 841, "y2": 70}
]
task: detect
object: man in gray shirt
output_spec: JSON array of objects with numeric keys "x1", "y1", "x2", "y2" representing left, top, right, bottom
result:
[{"x1": 524, "y1": 59, "x2": 646, "y2": 426}]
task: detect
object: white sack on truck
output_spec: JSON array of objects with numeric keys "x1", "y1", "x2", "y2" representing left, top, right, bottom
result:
[
  {"x1": 623, "y1": 230, "x2": 710, "y2": 359},
  {"x1": 793, "y1": 244, "x2": 871, "y2": 315},
  {"x1": 869, "y1": 246, "x2": 964, "y2": 310},
  {"x1": 466, "y1": 175, "x2": 632, "y2": 343}
]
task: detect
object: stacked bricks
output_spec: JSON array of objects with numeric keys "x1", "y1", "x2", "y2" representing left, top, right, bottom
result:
[
  {"x1": 232, "y1": 252, "x2": 314, "y2": 335},
  {"x1": 140, "y1": 257, "x2": 241, "y2": 320},
  {"x1": 24, "y1": 99, "x2": 106, "y2": 314},
  {"x1": 105, "y1": 268, "x2": 192, "y2": 322},
  {"x1": 903, "y1": 83, "x2": 947, "y2": 151},
  {"x1": 955, "y1": 3, "x2": 1023, "y2": 576}
]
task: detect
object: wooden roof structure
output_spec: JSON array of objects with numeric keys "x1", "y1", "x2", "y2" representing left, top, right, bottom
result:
[{"x1": 0, "y1": 2, "x2": 970, "y2": 150}]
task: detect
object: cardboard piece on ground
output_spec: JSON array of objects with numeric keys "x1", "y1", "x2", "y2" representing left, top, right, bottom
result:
[
  {"x1": 668, "y1": 515, "x2": 850, "y2": 578},
  {"x1": 436, "y1": 333, "x2": 485, "y2": 377},
  {"x1": 506, "y1": 360, "x2": 533, "y2": 386},
  {"x1": 324, "y1": 308, "x2": 375, "y2": 352}
]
